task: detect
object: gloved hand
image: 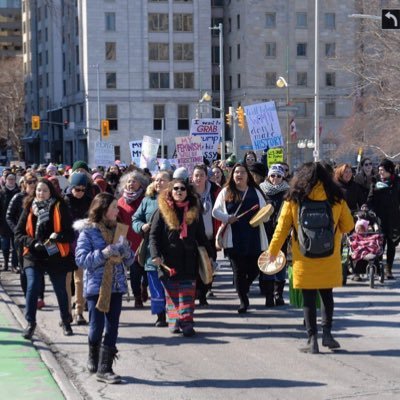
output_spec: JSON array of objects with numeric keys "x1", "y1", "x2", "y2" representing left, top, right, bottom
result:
[
  {"x1": 49, "y1": 232, "x2": 60, "y2": 241},
  {"x1": 101, "y1": 244, "x2": 120, "y2": 259},
  {"x1": 33, "y1": 241, "x2": 47, "y2": 256},
  {"x1": 116, "y1": 239, "x2": 132, "y2": 259}
]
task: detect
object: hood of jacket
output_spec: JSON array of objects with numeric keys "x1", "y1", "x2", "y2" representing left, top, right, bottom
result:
[
  {"x1": 307, "y1": 181, "x2": 328, "y2": 202},
  {"x1": 73, "y1": 218, "x2": 92, "y2": 232}
]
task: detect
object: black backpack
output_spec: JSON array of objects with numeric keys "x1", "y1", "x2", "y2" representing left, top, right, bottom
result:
[{"x1": 294, "y1": 198, "x2": 335, "y2": 258}]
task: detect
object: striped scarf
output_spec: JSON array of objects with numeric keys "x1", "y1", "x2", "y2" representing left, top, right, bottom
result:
[{"x1": 32, "y1": 198, "x2": 55, "y2": 237}]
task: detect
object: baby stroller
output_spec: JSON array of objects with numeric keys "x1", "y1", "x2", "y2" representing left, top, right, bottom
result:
[{"x1": 347, "y1": 207, "x2": 384, "y2": 288}]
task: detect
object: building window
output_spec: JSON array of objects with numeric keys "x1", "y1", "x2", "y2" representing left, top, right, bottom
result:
[
  {"x1": 266, "y1": 42, "x2": 276, "y2": 57},
  {"x1": 237, "y1": 74, "x2": 241, "y2": 89},
  {"x1": 114, "y1": 146, "x2": 121, "y2": 161},
  {"x1": 105, "y1": 12, "x2": 116, "y2": 31},
  {"x1": 148, "y1": 13, "x2": 169, "y2": 32},
  {"x1": 212, "y1": 46, "x2": 220, "y2": 64},
  {"x1": 173, "y1": 14, "x2": 193, "y2": 32},
  {"x1": 325, "y1": 13, "x2": 336, "y2": 29},
  {"x1": 106, "y1": 72, "x2": 117, "y2": 89},
  {"x1": 228, "y1": 46, "x2": 232, "y2": 62},
  {"x1": 237, "y1": 44, "x2": 240, "y2": 59},
  {"x1": 229, "y1": 75, "x2": 232, "y2": 90},
  {"x1": 105, "y1": 42, "x2": 116, "y2": 60},
  {"x1": 326, "y1": 72, "x2": 336, "y2": 87},
  {"x1": 237, "y1": 14, "x2": 240, "y2": 29},
  {"x1": 296, "y1": 12, "x2": 307, "y2": 28},
  {"x1": 266, "y1": 72, "x2": 277, "y2": 87},
  {"x1": 77, "y1": 73, "x2": 80, "y2": 91},
  {"x1": 76, "y1": 45, "x2": 79, "y2": 65},
  {"x1": 228, "y1": 17, "x2": 231, "y2": 32},
  {"x1": 265, "y1": 12, "x2": 276, "y2": 28},
  {"x1": 297, "y1": 43, "x2": 307, "y2": 57},
  {"x1": 149, "y1": 72, "x2": 170, "y2": 89},
  {"x1": 325, "y1": 42, "x2": 336, "y2": 58},
  {"x1": 106, "y1": 104, "x2": 118, "y2": 130},
  {"x1": 296, "y1": 102, "x2": 307, "y2": 117},
  {"x1": 297, "y1": 72, "x2": 307, "y2": 86},
  {"x1": 177, "y1": 104, "x2": 189, "y2": 130},
  {"x1": 211, "y1": 0, "x2": 223, "y2": 5},
  {"x1": 153, "y1": 104, "x2": 165, "y2": 130},
  {"x1": 212, "y1": 74, "x2": 220, "y2": 91},
  {"x1": 211, "y1": 18, "x2": 223, "y2": 35},
  {"x1": 173, "y1": 43, "x2": 194, "y2": 61},
  {"x1": 149, "y1": 43, "x2": 169, "y2": 61},
  {"x1": 174, "y1": 72, "x2": 194, "y2": 89},
  {"x1": 325, "y1": 101, "x2": 336, "y2": 116}
]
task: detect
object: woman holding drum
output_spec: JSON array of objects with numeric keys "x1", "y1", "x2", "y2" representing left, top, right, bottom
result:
[{"x1": 212, "y1": 163, "x2": 268, "y2": 314}]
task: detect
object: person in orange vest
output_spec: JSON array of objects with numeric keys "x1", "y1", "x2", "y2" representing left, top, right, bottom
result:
[{"x1": 15, "y1": 178, "x2": 75, "y2": 340}]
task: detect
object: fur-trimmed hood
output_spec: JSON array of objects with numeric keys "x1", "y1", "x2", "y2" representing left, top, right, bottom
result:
[
  {"x1": 158, "y1": 193, "x2": 200, "y2": 231},
  {"x1": 73, "y1": 218, "x2": 91, "y2": 232}
]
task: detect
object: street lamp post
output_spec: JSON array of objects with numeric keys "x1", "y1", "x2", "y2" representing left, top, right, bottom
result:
[
  {"x1": 89, "y1": 64, "x2": 101, "y2": 140},
  {"x1": 314, "y1": 0, "x2": 320, "y2": 162},
  {"x1": 276, "y1": 76, "x2": 290, "y2": 165},
  {"x1": 210, "y1": 23, "x2": 225, "y2": 160}
]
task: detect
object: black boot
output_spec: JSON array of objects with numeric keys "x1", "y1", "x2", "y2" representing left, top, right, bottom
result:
[
  {"x1": 22, "y1": 322, "x2": 36, "y2": 340},
  {"x1": 60, "y1": 320, "x2": 73, "y2": 336},
  {"x1": 265, "y1": 280, "x2": 275, "y2": 307},
  {"x1": 299, "y1": 334, "x2": 319, "y2": 354},
  {"x1": 155, "y1": 311, "x2": 168, "y2": 327},
  {"x1": 385, "y1": 265, "x2": 395, "y2": 280},
  {"x1": 96, "y1": 345, "x2": 121, "y2": 384},
  {"x1": 87, "y1": 342, "x2": 101, "y2": 373},
  {"x1": 274, "y1": 281, "x2": 285, "y2": 306},
  {"x1": 322, "y1": 329, "x2": 340, "y2": 349},
  {"x1": 237, "y1": 293, "x2": 249, "y2": 314}
]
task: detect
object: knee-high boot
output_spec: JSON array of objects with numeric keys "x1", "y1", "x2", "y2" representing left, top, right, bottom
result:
[{"x1": 96, "y1": 345, "x2": 121, "y2": 384}]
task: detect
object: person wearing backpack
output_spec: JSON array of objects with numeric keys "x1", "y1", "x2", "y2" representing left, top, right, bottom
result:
[{"x1": 267, "y1": 162, "x2": 354, "y2": 354}]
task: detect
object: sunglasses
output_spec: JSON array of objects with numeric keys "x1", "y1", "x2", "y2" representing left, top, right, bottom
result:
[
  {"x1": 173, "y1": 186, "x2": 186, "y2": 192},
  {"x1": 25, "y1": 180, "x2": 37, "y2": 185},
  {"x1": 73, "y1": 188, "x2": 86, "y2": 193},
  {"x1": 270, "y1": 174, "x2": 282, "y2": 179},
  {"x1": 364, "y1": 163, "x2": 372, "y2": 166}
]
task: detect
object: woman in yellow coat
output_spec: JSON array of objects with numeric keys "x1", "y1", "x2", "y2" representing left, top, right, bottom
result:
[{"x1": 268, "y1": 162, "x2": 354, "y2": 354}]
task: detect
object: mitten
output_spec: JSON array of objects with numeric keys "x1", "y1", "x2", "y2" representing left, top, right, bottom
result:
[{"x1": 102, "y1": 244, "x2": 120, "y2": 259}]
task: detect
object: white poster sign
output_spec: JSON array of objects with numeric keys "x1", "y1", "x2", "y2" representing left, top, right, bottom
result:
[
  {"x1": 140, "y1": 135, "x2": 160, "y2": 171},
  {"x1": 94, "y1": 141, "x2": 115, "y2": 167},
  {"x1": 244, "y1": 101, "x2": 283, "y2": 150},
  {"x1": 190, "y1": 118, "x2": 221, "y2": 162},
  {"x1": 129, "y1": 140, "x2": 142, "y2": 166},
  {"x1": 175, "y1": 135, "x2": 203, "y2": 175}
]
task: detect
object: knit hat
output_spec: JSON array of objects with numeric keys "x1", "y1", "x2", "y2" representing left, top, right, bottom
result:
[
  {"x1": 70, "y1": 172, "x2": 88, "y2": 188},
  {"x1": 355, "y1": 218, "x2": 369, "y2": 232},
  {"x1": 46, "y1": 164, "x2": 57, "y2": 173},
  {"x1": 268, "y1": 164, "x2": 285, "y2": 177},
  {"x1": 159, "y1": 160, "x2": 172, "y2": 171},
  {"x1": 72, "y1": 160, "x2": 90, "y2": 173},
  {"x1": 249, "y1": 162, "x2": 267, "y2": 179},
  {"x1": 92, "y1": 172, "x2": 104, "y2": 181},
  {"x1": 172, "y1": 167, "x2": 189, "y2": 182}
]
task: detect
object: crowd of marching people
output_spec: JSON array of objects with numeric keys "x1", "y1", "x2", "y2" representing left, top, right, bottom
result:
[{"x1": 0, "y1": 154, "x2": 399, "y2": 381}]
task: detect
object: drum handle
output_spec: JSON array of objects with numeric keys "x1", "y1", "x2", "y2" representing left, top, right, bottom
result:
[{"x1": 236, "y1": 204, "x2": 259, "y2": 220}]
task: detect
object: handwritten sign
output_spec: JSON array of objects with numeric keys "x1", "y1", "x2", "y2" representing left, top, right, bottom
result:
[
  {"x1": 140, "y1": 136, "x2": 160, "y2": 171},
  {"x1": 175, "y1": 135, "x2": 203, "y2": 175},
  {"x1": 94, "y1": 141, "x2": 115, "y2": 167},
  {"x1": 190, "y1": 118, "x2": 221, "y2": 163},
  {"x1": 244, "y1": 101, "x2": 283, "y2": 151},
  {"x1": 267, "y1": 148, "x2": 284, "y2": 168},
  {"x1": 129, "y1": 140, "x2": 142, "y2": 166}
]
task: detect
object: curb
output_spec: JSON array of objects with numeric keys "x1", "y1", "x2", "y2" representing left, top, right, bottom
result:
[{"x1": 0, "y1": 278, "x2": 84, "y2": 400}]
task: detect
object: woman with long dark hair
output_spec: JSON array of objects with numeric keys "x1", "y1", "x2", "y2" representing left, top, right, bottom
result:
[
  {"x1": 15, "y1": 178, "x2": 75, "y2": 340},
  {"x1": 212, "y1": 163, "x2": 268, "y2": 313},
  {"x1": 267, "y1": 162, "x2": 354, "y2": 353}
]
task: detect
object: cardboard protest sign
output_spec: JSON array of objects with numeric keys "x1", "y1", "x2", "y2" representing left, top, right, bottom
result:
[
  {"x1": 190, "y1": 118, "x2": 221, "y2": 163},
  {"x1": 94, "y1": 141, "x2": 115, "y2": 167},
  {"x1": 140, "y1": 136, "x2": 160, "y2": 171},
  {"x1": 175, "y1": 135, "x2": 203, "y2": 175},
  {"x1": 129, "y1": 140, "x2": 142, "y2": 166},
  {"x1": 244, "y1": 101, "x2": 283, "y2": 151}
]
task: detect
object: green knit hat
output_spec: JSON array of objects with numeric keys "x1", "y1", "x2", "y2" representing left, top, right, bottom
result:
[{"x1": 72, "y1": 160, "x2": 90, "y2": 172}]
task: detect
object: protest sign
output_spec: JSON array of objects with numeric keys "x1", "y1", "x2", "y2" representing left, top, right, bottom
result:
[
  {"x1": 140, "y1": 136, "x2": 160, "y2": 171},
  {"x1": 190, "y1": 118, "x2": 221, "y2": 163},
  {"x1": 244, "y1": 101, "x2": 283, "y2": 151},
  {"x1": 129, "y1": 140, "x2": 142, "y2": 166},
  {"x1": 267, "y1": 148, "x2": 284, "y2": 168},
  {"x1": 175, "y1": 135, "x2": 203, "y2": 175},
  {"x1": 94, "y1": 141, "x2": 115, "y2": 167}
]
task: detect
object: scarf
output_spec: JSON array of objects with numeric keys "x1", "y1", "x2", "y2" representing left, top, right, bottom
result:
[
  {"x1": 260, "y1": 180, "x2": 290, "y2": 196},
  {"x1": 175, "y1": 200, "x2": 190, "y2": 239},
  {"x1": 95, "y1": 219, "x2": 123, "y2": 313},
  {"x1": 375, "y1": 175, "x2": 395, "y2": 190},
  {"x1": 5, "y1": 183, "x2": 16, "y2": 191},
  {"x1": 32, "y1": 198, "x2": 55, "y2": 237},
  {"x1": 199, "y1": 181, "x2": 212, "y2": 214},
  {"x1": 123, "y1": 187, "x2": 144, "y2": 204}
]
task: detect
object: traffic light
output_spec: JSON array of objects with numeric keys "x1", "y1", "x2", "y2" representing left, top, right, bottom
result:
[
  {"x1": 225, "y1": 113, "x2": 232, "y2": 127},
  {"x1": 31, "y1": 115, "x2": 40, "y2": 130},
  {"x1": 101, "y1": 119, "x2": 110, "y2": 138},
  {"x1": 63, "y1": 120, "x2": 69, "y2": 129},
  {"x1": 237, "y1": 106, "x2": 245, "y2": 129}
]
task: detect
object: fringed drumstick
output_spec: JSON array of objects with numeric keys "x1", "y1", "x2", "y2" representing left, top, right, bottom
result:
[
  {"x1": 236, "y1": 204, "x2": 259, "y2": 220},
  {"x1": 160, "y1": 263, "x2": 177, "y2": 277}
]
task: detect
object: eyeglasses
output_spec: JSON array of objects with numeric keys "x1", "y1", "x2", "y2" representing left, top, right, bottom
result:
[
  {"x1": 283, "y1": 168, "x2": 289, "y2": 172},
  {"x1": 270, "y1": 174, "x2": 283, "y2": 179},
  {"x1": 25, "y1": 180, "x2": 37, "y2": 185},
  {"x1": 364, "y1": 163, "x2": 372, "y2": 166},
  {"x1": 73, "y1": 188, "x2": 86, "y2": 193},
  {"x1": 173, "y1": 186, "x2": 186, "y2": 192}
]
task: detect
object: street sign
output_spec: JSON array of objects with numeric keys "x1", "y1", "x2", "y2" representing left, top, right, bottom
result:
[
  {"x1": 277, "y1": 106, "x2": 299, "y2": 112},
  {"x1": 382, "y1": 9, "x2": 400, "y2": 29},
  {"x1": 240, "y1": 145, "x2": 253, "y2": 150}
]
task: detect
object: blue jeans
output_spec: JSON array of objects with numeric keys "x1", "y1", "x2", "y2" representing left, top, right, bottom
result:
[
  {"x1": 25, "y1": 267, "x2": 70, "y2": 324},
  {"x1": 86, "y1": 293, "x2": 122, "y2": 348},
  {"x1": 1, "y1": 235, "x2": 18, "y2": 268}
]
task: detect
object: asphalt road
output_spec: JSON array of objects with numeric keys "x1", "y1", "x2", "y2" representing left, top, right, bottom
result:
[{"x1": 1, "y1": 252, "x2": 400, "y2": 400}]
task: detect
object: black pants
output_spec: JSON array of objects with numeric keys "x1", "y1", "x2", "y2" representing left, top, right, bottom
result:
[
  {"x1": 302, "y1": 288, "x2": 334, "y2": 336},
  {"x1": 229, "y1": 254, "x2": 259, "y2": 306},
  {"x1": 383, "y1": 236, "x2": 396, "y2": 267}
]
